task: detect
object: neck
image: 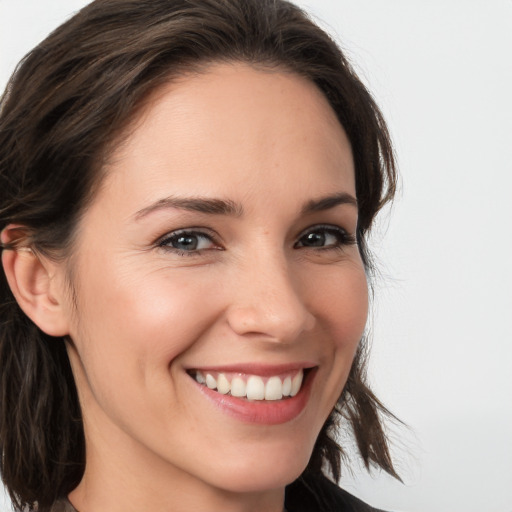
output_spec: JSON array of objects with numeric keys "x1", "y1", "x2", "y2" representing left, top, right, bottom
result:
[{"x1": 69, "y1": 481, "x2": 285, "y2": 512}]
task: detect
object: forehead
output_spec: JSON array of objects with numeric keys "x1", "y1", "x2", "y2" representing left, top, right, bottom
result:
[{"x1": 98, "y1": 62, "x2": 354, "y2": 215}]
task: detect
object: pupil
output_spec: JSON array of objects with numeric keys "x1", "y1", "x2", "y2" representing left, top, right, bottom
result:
[
  {"x1": 176, "y1": 235, "x2": 197, "y2": 250},
  {"x1": 305, "y1": 232, "x2": 325, "y2": 246}
]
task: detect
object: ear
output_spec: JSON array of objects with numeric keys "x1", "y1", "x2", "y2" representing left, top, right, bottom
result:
[{"x1": 1, "y1": 225, "x2": 70, "y2": 337}]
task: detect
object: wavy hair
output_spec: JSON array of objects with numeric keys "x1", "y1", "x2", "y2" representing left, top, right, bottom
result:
[{"x1": 0, "y1": 1, "x2": 398, "y2": 510}]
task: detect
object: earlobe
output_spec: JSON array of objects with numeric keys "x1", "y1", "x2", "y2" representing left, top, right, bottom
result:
[{"x1": 1, "y1": 226, "x2": 70, "y2": 337}]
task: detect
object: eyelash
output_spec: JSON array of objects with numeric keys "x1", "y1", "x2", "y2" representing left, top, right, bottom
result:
[
  {"x1": 294, "y1": 224, "x2": 356, "y2": 251},
  {"x1": 157, "y1": 224, "x2": 356, "y2": 256},
  {"x1": 157, "y1": 228, "x2": 220, "y2": 257}
]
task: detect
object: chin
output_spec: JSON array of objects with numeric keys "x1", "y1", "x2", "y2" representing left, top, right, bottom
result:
[
  {"x1": 199, "y1": 439, "x2": 313, "y2": 494},
  {"x1": 214, "y1": 465, "x2": 307, "y2": 494}
]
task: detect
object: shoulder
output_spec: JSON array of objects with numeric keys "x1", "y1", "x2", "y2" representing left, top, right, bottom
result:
[{"x1": 285, "y1": 474, "x2": 390, "y2": 512}]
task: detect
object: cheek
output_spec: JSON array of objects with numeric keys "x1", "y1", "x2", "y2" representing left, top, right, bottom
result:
[
  {"x1": 68, "y1": 263, "x2": 224, "y2": 400},
  {"x1": 309, "y1": 262, "x2": 369, "y2": 346},
  {"x1": 309, "y1": 262, "x2": 368, "y2": 402}
]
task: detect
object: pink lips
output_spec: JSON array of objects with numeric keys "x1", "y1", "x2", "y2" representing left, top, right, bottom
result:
[{"x1": 188, "y1": 363, "x2": 317, "y2": 425}]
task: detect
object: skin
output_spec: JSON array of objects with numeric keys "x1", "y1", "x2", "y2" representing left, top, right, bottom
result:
[{"x1": 8, "y1": 63, "x2": 369, "y2": 512}]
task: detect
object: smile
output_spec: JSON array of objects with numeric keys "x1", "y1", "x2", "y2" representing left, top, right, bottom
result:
[
  {"x1": 191, "y1": 369, "x2": 304, "y2": 401},
  {"x1": 187, "y1": 364, "x2": 316, "y2": 424}
]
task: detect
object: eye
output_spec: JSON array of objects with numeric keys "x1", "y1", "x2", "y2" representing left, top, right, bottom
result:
[
  {"x1": 158, "y1": 229, "x2": 218, "y2": 253},
  {"x1": 294, "y1": 225, "x2": 355, "y2": 250}
]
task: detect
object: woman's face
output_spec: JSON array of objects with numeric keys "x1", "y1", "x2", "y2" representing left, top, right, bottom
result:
[{"x1": 62, "y1": 63, "x2": 368, "y2": 497}]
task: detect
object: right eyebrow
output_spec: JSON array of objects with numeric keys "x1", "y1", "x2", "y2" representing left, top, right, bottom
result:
[{"x1": 133, "y1": 196, "x2": 244, "y2": 220}]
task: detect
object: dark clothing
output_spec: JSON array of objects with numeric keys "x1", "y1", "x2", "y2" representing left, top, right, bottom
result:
[
  {"x1": 50, "y1": 475, "x2": 387, "y2": 512},
  {"x1": 285, "y1": 475, "x2": 388, "y2": 512}
]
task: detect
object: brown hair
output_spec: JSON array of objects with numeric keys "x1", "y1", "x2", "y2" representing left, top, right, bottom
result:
[{"x1": 0, "y1": 0, "x2": 398, "y2": 510}]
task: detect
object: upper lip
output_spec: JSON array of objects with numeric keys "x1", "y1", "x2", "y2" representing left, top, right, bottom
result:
[{"x1": 185, "y1": 362, "x2": 317, "y2": 377}]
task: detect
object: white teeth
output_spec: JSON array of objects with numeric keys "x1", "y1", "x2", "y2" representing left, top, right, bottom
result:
[
  {"x1": 246, "y1": 375, "x2": 265, "y2": 400},
  {"x1": 230, "y1": 376, "x2": 246, "y2": 397},
  {"x1": 290, "y1": 371, "x2": 303, "y2": 397},
  {"x1": 282, "y1": 376, "x2": 292, "y2": 396},
  {"x1": 193, "y1": 369, "x2": 306, "y2": 401},
  {"x1": 265, "y1": 376, "x2": 283, "y2": 400},
  {"x1": 205, "y1": 373, "x2": 217, "y2": 389},
  {"x1": 217, "y1": 373, "x2": 230, "y2": 394}
]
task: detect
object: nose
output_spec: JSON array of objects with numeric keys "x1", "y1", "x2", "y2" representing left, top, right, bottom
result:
[{"x1": 225, "y1": 251, "x2": 315, "y2": 343}]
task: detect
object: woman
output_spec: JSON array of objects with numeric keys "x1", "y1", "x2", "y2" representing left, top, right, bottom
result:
[{"x1": 0, "y1": 1, "x2": 399, "y2": 511}]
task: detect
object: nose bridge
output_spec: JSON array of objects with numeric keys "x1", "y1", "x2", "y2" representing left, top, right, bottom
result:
[{"x1": 227, "y1": 244, "x2": 315, "y2": 341}]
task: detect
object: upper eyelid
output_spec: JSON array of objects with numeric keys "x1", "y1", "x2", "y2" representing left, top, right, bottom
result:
[
  {"x1": 157, "y1": 227, "x2": 219, "y2": 244},
  {"x1": 294, "y1": 224, "x2": 356, "y2": 247},
  {"x1": 296, "y1": 223, "x2": 350, "y2": 238}
]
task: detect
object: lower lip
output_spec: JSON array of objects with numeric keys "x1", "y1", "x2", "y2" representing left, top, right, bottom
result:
[{"x1": 192, "y1": 369, "x2": 316, "y2": 425}]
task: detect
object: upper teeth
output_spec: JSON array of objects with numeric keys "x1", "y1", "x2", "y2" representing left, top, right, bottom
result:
[{"x1": 194, "y1": 369, "x2": 304, "y2": 401}]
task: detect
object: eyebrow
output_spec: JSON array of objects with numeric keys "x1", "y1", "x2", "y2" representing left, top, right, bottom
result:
[
  {"x1": 134, "y1": 192, "x2": 357, "y2": 220},
  {"x1": 301, "y1": 192, "x2": 358, "y2": 214},
  {"x1": 134, "y1": 196, "x2": 244, "y2": 220}
]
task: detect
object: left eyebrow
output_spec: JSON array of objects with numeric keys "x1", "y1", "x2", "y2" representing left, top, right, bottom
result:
[{"x1": 301, "y1": 192, "x2": 358, "y2": 214}]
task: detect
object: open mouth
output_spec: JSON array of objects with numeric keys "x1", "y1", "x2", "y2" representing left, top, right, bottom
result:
[{"x1": 188, "y1": 368, "x2": 312, "y2": 401}]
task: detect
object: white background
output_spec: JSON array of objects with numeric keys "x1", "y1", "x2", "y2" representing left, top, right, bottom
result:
[{"x1": 1, "y1": 1, "x2": 511, "y2": 511}]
